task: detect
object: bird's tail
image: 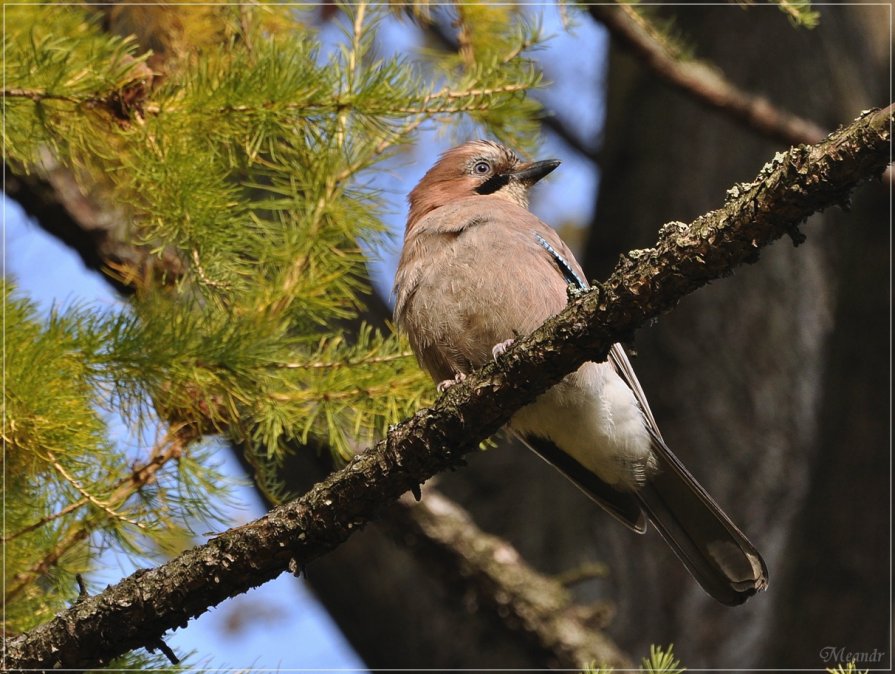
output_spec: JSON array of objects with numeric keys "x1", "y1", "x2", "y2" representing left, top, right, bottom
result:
[
  {"x1": 516, "y1": 429, "x2": 767, "y2": 605},
  {"x1": 636, "y1": 430, "x2": 768, "y2": 606},
  {"x1": 514, "y1": 431, "x2": 648, "y2": 533}
]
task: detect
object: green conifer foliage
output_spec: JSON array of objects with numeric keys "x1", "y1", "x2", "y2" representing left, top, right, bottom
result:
[{"x1": 3, "y1": 2, "x2": 547, "y2": 636}]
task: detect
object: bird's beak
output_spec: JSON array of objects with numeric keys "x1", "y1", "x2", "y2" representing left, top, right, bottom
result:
[{"x1": 510, "y1": 159, "x2": 561, "y2": 186}]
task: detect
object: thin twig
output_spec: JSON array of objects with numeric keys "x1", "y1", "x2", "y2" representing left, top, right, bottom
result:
[
  {"x1": 3, "y1": 88, "x2": 86, "y2": 104},
  {"x1": 553, "y1": 561, "x2": 610, "y2": 587},
  {"x1": 268, "y1": 380, "x2": 400, "y2": 403},
  {"x1": 5, "y1": 526, "x2": 91, "y2": 603},
  {"x1": 4, "y1": 430, "x2": 188, "y2": 601},
  {"x1": 148, "y1": 638, "x2": 180, "y2": 665},
  {"x1": 2, "y1": 496, "x2": 89, "y2": 542},
  {"x1": 349, "y1": 3, "x2": 367, "y2": 85},
  {"x1": 46, "y1": 450, "x2": 148, "y2": 531},
  {"x1": 190, "y1": 248, "x2": 230, "y2": 291},
  {"x1": 278, "y1": 351, "x2": 415, "y2": 370},
  {"x1": 501, "y1": 31, "x2": 537, "y2": 65},
  {"x1": 75, "y1": 573, "x2": 90, "y2": 603},
  {"x1": 5, "y1": 77, "x2": 530, "y2": 123},
  {"x1": 335, "y1": 1, "x2": 367, "y2": 152}
]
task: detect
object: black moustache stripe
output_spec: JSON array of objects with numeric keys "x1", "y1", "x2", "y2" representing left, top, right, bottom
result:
[{"x1": 474, "y1": 173, "x2": 510, "y2": 195}]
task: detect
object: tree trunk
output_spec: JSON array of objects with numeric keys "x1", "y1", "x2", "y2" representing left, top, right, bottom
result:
[{"x1": 582, "y1": 4, "x2": 889, "y2": 667}]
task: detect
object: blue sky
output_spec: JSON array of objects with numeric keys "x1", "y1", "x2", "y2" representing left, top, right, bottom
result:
[{"x1": 4, "y1": 5, "x2": 606, "y2": 669}]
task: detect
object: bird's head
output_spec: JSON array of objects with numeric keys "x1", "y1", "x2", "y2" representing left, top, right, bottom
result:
[{"x1": 406, "y1": 140, "x2": 560, "y2": 232}]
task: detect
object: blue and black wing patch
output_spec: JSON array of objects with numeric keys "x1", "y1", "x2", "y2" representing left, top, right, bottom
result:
[{"x1": 534, "y1": 232, "x2": 587, "y2": 290}]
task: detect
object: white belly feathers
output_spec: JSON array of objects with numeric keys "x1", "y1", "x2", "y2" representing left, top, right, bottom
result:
[{"x1": 509, "y1": 361, "x2": 657, "y2": 491}]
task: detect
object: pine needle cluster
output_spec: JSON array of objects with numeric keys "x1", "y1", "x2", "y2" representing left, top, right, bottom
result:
[
  {"x1": 4, "y1": 2, "x2": 550, "y2": 636},
  {"x1": 583, "y1": 644, "x2": 684, "y2": 674}
]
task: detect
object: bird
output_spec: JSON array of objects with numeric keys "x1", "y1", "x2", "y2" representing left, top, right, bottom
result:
[{"x1": 393, "y1": 139, "x2": 768, "y2": 606}]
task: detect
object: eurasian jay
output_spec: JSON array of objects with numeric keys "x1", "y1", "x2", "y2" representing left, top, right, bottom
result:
[{"x1": 393, "y1": 140, "x2": 767, "y2": 605}]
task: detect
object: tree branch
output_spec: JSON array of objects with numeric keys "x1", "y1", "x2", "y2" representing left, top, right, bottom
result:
[
  {"x1": 4, "y1": 428, "x2": 191, "y2": 602},
  {"x1": 588, "y1": 4, "x2": 828, "y2": 146},
  {"x1": 6, "y1": 104, "x2": 891, "y2": 672},
  {"x1": 383, "y1": 488, "x2": 631, "y2": 669},
  {"x1": 4, "y1": 156, "x2": 184, "y2": 294}
]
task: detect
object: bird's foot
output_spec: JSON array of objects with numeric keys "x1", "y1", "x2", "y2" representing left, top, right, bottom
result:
[
  {"x1": 437, "y1": 372, "x2": 467, "y2": 392},
  {"x1": 491, "y1": 338, "x2": 515, "y2": 361}
]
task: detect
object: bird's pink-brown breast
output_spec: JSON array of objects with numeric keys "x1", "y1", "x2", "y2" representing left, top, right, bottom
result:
[{"x1": 394, "y1": 196, "x2": 577, "y2": 383}]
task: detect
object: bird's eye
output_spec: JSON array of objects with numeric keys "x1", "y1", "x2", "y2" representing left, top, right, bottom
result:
[{"x1": 473, "y1": 160, "x2": 491, "y2": 175}]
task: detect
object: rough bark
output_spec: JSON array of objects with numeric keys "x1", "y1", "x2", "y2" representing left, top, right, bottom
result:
[
  {"x1": 7, "y1": 103, "x2": 891, "y2": 672},
  {"x1": 239, "y1": 442, "x2": 556, "y2": 669}
]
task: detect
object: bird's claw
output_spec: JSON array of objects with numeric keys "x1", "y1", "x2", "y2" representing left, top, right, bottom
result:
[
  {"x1": 437, "y1": 372, "x2": 467, "y2": 392},
  {"x1": 491, "y1": 338, "x2": 515, "y2": 361}
]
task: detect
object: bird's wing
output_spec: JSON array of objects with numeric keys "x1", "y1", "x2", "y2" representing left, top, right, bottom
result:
[
  {"x1": 608, "y1": 344, "x2": 662, "y2": 438},
  {"x1": 528, "y1": 219, "x2": 767, "y2": 604},
  {"x1": 511, "y1": 430, "x2": 648, "y2": 533},
  {"x1": 528, "y1": 222, "x2": 664, "y2": 437},
  {"x1": 526, "y1": 221, "x2": 589, "y2": 291}
]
